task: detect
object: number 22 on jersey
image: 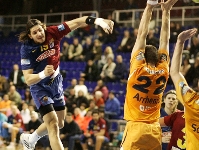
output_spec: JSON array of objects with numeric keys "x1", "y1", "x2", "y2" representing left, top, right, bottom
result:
[{"x1": 132, "y1": 75, "x2": 166, "y2": 95}]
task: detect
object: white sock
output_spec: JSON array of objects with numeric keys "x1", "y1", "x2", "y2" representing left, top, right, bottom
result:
[
  {"x1": 29, "y1": 131, "x2": 41, "y2": 144},
  {"x1": 9, "y1": 142, "x2": 15, "y2": 146}
]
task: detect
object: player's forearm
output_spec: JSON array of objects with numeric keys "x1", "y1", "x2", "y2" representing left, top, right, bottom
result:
[
  {"x1": 170, "y1": 40, "x2": 184, "y2": 75},
  {"x1": 24, "y1": 74, "x2": 42, "y2": 86},
  {"x1": 159, "y1": 11, "x2": 170, "y2": 46},
  {"x1": 137, "y1": 5, "x2": 154, "y2": 39},
  {"x1": 65, "y1": 16, "x2": 88, "y2": 31},
  {"x1": 159, "y1": 117, "x2": 167, "y2": 127}
]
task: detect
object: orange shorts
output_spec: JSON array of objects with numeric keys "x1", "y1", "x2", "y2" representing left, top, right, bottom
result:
[{"x1": 120, "y1": 121, "x2": 161, "y2": 150}]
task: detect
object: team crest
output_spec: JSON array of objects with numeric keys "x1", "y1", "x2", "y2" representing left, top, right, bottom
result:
[
  {"x1": 43, "y1": 96, "x2": 48, "y2": 102},
  {"x1": 49, "y1": 38, "x2": 54, "y2": 48}
]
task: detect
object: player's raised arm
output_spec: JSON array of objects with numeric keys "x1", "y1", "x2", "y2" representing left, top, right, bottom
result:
[
  {"x1": 170, "y1": 29, "x2": 197, "y2": 84},
  {"x1": 65, "y1": 16, "x2": 114, "y2": 34},
  {"x1": 131, "y1": 0, "x2": 157, "y2": 56},
  {"x1": 159, "y1": 0, "x2": 178, "y2": 55}
]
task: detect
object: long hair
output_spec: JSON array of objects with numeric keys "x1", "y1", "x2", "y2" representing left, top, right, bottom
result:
[
  {"x1": 144, "y1": 45, "x2": 158, "y2": 65},
  {"x1": 18, "y1": 19, "x2": 46, "y2": 43}
]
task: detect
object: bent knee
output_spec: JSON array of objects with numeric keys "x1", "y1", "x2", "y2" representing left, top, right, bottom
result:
[
  {"x1": 58, "y1": 120, "x2": 64, "y2": 129},
  {"x1": 96, "y1": 135, "x2": 104, "y2": 140}
]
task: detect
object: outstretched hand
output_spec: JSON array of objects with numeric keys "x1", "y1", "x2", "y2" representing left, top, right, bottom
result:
[
  {"x1": 177, "y1": 28, "x2": 197, "y2": 43},
  {"x1": 100, "y1": 19, "x2": 114, "y2": 34},
  {"x1": 160, "y1": 0, "x2": 178, "y2": 11}
]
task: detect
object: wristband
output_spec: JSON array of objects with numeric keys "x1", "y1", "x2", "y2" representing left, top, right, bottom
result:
[
  {"x1": 86, "y1": 16, "x2": 96, "y2": 25},
  {"x1": 38, "y1": 70, "x2": 46, "y2": 79},
  {"x1": 147, "y1": 0, "x2": 158, "y2": 5},
  {"x1": 95, "y1": 18, "x2": 110, "y2": 30}
]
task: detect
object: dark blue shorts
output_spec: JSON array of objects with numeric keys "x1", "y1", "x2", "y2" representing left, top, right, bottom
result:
[{"x1": 30, "y1": 74, "x2": 65, "y2": 109}]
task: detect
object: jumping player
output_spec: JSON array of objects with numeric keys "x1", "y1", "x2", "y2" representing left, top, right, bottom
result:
[
  {"x1": 19, "y1": 17, "x2": 114, "y2": 150},
  {"x1": 170, "y1": 28, "x2": 199, "y2": 149},
  {"x1": 120, "y1": 0, "x2": 178, "y2": 149}
]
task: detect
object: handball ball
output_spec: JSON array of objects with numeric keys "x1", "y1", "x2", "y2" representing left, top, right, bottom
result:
[{"x1": 192, "y1": 0, "x2": 199, "y2": 3}]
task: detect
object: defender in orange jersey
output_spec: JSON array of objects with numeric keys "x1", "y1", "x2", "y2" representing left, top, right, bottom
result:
[
  {"x1": 170, "y1": 28, "x2": 199, "y2": 150},
  {"x1": 120, "y1": 0, "x2": 178, "y2": 150}
]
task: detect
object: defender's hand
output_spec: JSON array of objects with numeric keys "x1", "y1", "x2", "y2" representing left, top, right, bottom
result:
[
  {"x1": 161, "y1": 0, "x2": 178, "y2": 11},
  {"x1": 177, "y1": 28, "x2": 197, "y2": 43}
]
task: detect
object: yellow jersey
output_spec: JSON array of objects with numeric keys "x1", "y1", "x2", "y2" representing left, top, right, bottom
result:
[
  {"x1": 124, "y1": 49, "x2": 169, "y2": 123},
  {"x1": 176, "y1": 79, "x2": 199, "y2": 149}
]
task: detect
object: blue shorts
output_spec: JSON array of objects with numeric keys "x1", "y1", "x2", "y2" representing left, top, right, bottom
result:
[{"x1": 30, "y1": 74, "x2": 65, "y2": 109}]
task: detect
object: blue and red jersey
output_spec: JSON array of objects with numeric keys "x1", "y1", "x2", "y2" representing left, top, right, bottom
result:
[{"x1": 20, "y1": 22, "x2": 71, "y2": 84}]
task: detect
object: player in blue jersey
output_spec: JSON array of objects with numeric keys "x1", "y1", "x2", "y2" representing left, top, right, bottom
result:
[{"x1": 18, "y1": 17, "x2": 114, "y2": 150}]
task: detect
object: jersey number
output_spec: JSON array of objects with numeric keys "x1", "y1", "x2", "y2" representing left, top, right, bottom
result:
[{"x1": 132, "y1": 76, "x2": 166, "y2": 95}]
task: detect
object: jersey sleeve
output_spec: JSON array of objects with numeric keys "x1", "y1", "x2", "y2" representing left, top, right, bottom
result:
[
  {"x1": 100, "y1": 119, "x2": 106, "y2": 130},
  {"x1": 20, "y1": 44, "x2": 33, "y2": 70},
  {"x1": 164, "y1": 112, "x2": 178, "y2": 127},
  {"x1": 129, "y1": 49, "x2": 145, "y2": 73},
  {"x1": 47, "y1": 22, "x2": 71, "y2": 40},
  {"x1": 176, "y1": 78, "x2": 198, "y2": 109}
]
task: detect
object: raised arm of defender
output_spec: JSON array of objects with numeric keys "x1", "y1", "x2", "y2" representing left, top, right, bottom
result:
[
  {"x1": 132, "y1": 2, "x2": 157, "y2": 55},
  {"x1": 170, "y1": 29, "x2": 197, "y2": 83},
  {"x1": 159, "y1": 0, "x2": 178, "y2": 53}
]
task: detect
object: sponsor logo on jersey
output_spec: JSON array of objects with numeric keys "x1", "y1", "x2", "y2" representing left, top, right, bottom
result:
[
  {"x1": 36, "y1": 49, "x2": 55, "y2": 62},
  {"x1": 58, "y1": 24, "x2": 65, "y2": 31},
  {"x1": 160, "y1": 53, "x2": 167, "y2": 61},
  {"x1": 179, "y1": 82, "x2": 190, "y2": 95},
  {"x1": 195, "y1": 100, "x2": 199, "y2": 105},
  {"x1": 32, "y1": 49, "x2": 36, "y2": 53},
  {"x1": 133, "y1": 93, "x2": 160, "y2": 104},
  {"x1": 139, "y1": 105, "x2": 152, "y2": 111},
  {"x1": 192, "y1": 123, "x2": 199, "y2": 133},
  {"x1": 21, "y1": 59, "x2": 30, "y2": 65},
  {"x1": 136, "y1": 51, "x2": 144, "y2": 60}
]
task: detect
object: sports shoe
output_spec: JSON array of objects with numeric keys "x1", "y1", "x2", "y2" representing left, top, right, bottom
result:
[
  {"x1": 20, "y1": 133, "x2": 35, "y2": 150},
  {"x1": 6, "y1": 143, "x2": 16, "y2": 150}
]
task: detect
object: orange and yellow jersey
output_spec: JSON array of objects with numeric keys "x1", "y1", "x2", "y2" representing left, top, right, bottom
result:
[
  {"x1": 175, "y1": 78, "x2": 199, "y2": 149},
  {"x1": 124, "y1": 49, "x2": 169, "y2": 123}
]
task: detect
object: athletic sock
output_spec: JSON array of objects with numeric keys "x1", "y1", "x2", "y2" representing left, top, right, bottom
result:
[{"x1": 29, "y1": 131, "x2": 41, "y2": 144}]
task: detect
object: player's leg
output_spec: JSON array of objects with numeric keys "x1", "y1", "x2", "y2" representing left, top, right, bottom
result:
[
  {"x1": 95, "y1": 135, "x2": 105, "y2": 150},
  {"x1": 81, "y1": 135, "x2": 89, "y2": 150},
  {"x1": 21, "y1": 75, "x2": 66, "y2": 150},
  {"x1": 42, "y1": 106, "x2": 64, "y2": 150},
  {"x1": 6, "y1": 127, "x2": 20, "y2": 148},
  {"x1": 20, "y1": 104, "x2": 64, "y2": 150}
]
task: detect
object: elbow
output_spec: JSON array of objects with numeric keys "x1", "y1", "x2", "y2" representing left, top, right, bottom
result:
[
  {"x1": 24, "y1": 78, "x2": 32, "y2": 86},
  {"x1": 170, "y1": 69, "x2": 179, "y2": 78}
]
